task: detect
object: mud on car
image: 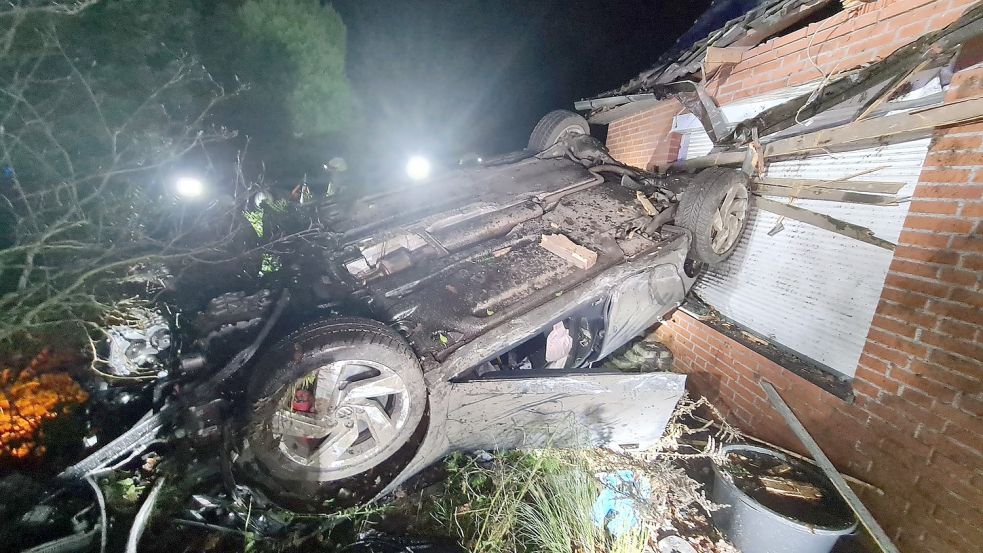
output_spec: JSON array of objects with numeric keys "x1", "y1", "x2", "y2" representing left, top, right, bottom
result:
[{"x1": 93, "y1": 110, "x2": 751, "y2": 511}]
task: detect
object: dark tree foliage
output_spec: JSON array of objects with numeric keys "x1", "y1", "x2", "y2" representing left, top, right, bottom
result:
[
  {"x1": 0, "y1": 0, "x2": 351, "y2": 351},
  {"x1": 58, "y1": 0, "x2": 355, "y2": 177},
  {"x1": 198, "y1": 0, "x2": 354, "y2": 177}
]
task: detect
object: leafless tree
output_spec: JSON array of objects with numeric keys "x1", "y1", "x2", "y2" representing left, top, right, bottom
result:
[
  {"x1": 1, "y1": 1, "x2": 101, "y2": 57},
  {"x1": 0, "y1": 7, "x2": 261, "y2": 351}
]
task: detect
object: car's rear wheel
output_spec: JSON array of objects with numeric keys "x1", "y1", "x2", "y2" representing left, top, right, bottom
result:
[
  {"x1": 528, "y1": 109, "x2": 590, "y2": 151},
  {"x1": 231, "y1": 318, "x2": 427, "y2": 511},
  {"x1": 675, "y1": 168, "x2": 751, "y2": 264}
]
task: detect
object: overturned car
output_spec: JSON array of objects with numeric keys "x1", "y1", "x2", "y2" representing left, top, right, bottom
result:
[{"x1": 81, "y1": 110, "x2": 751, "y2": 511}]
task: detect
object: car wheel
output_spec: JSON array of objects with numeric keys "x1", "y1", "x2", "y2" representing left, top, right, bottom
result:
[
  {"x1": 528, "y1": 109, "x2": 590, "y2": 151},
  {"x1": 675, "y1": 168, "x2": 751, "y2": 264},
  {"x1": 232, "y1": 318, "x2": 427, "y2": 511}
]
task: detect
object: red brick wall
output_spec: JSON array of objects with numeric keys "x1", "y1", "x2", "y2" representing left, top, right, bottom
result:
[
  {"x1": 653, "y1": 50, "x2": 983, "y2": 553},
  {"x1": 603, "y1": 1, "x2": 982, "y2": 551},
  {"x1": 605, "y1": 0, "x2": 979, "y2": 168},
  {"x1": 709, "y1": 0, "x2": 976, "y2": 103},
  {"x1": 606, "y1": 100, "x2": 684, "y2": 169}
]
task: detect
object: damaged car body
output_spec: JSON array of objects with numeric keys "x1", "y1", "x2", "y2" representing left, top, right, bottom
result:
[{"x1": 67, "y1": 109, "x2": 752, "y2": 512}]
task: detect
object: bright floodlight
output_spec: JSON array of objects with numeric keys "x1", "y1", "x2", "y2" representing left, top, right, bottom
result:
[
  {"x1": 175, "y1": 177, "x2": 204, "y2": 198},
  {"x1": 406, "y1": 156, "x2": 431, "y2": 181}
]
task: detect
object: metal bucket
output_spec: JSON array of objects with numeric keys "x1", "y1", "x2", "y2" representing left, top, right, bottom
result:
[{"x1": 711, "y1": 444, "x2": 857, "y2": 553}]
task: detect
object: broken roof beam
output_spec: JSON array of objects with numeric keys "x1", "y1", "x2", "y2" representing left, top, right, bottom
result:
[
  {"x1": 728, "y1": 3, "x2": 983, "y2": 141},
  {"x1": 755, "y1": 197, "x2": 896, "y2": 250},
  {"x1": 752, "y1": 184, "x2": 900, "y2": 205},
  {"x1": 767, "y1": 95, "x2": 983, "y2": 157},
  {"x1": 854, "y1": 58, "x2": 934, "y2": 121},
  {"x1": 672, "y1": 95, "x2": 983, "y2": 171},
  {"x1": 596, "y1": 0, "x2": 831, "y2": 96},
  {"x1": 755, "y1": 177, "x2": 904, "y2": 194},
  {"x1": 654, "y1": 0, "x2": 834, "y2": 85},
  {"x1": 662, "y1": 81, "x2": 731, "y2": 142}
]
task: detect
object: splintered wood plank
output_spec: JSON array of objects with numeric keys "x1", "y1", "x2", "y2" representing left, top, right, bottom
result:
[
  {"x1": 672, "y1": 96, "x2": 983, "y2": 171},
  {"x1": 766, "y1": 96, "x2": 983, "y2": 158},
  {"x1": 754, "y1": 177, "x2": 904, "y2": 194},
  {"x1": 540, "y1": 234, "x2": 597, "y2": 270},
  {"x1": 753, "y1": 185, "x2": 900, "y2": 205},
  {"x1": 755, "y1": 197, "x2": 896, "y2": 250},
  {"x1": 758, "y1": 475, "x2": 824, "y2": 501}
]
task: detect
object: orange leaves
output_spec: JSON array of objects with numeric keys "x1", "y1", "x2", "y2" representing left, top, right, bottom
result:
[{"x1": 0, "y1": 349, "x2": 88, "y2": 461}]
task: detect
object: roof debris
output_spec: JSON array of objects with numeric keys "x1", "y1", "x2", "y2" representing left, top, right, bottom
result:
[
  {"x1": 539, "y1": 233, "x2": 598, "y2": 270},
  {"x1": 589, "y1": 0, "x2": 836, "y2": 100}
]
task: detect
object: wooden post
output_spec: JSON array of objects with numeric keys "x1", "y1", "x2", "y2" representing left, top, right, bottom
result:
[{"x1": 760, "y1": 381, "x2": 901, "y2": 553}]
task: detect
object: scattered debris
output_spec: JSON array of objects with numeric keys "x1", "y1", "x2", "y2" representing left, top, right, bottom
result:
[
  {"x1": 348, "y1": 532, "x2": 464, "y2": 553},
  {"x1": 755, "y1": 197, "x2": 896, "y2": 250},
  {"x1": 591, "y1": 470, "x2": 652, "y2": 537},
  {"x1": 658, "y1": 535, "x2": 698, "y2": 553},
  {"x1": 740, "y1": 331, "x2": 770, "y2": 347},
  {"x1": 21, "y1": 520, "x2": 100, "y2": 553},
  {"x1": 758, "y1": 475, "x2": 823, "y2": 501},
  {"x1": 125, "y1": 477, "x2": 166, "y2": 553},
  {"x1": 539, "y1": 233, "x2": 598, "y2": 269},
  {"x1": 636, "y1": 191, "x2": 659, "y2": 216}
]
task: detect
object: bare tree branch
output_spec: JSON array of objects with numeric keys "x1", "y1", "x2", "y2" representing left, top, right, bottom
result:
[{"x1": 0, "y1": 11, "x2": 260, "y2": 349}]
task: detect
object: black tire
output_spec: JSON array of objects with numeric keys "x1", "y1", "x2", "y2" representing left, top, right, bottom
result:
[
  {"x1": 675, "y1": 168, "x2": 751, "y2": 265},
  {"x1": 231, "y1": 317, "x2": 427, "y2": 511},
  {"x1": 528, "y1": 109, "x2": 590, "y2": 151},
  {"x1": 195, "y1": 289, "x2": 275, "y2": 364}
]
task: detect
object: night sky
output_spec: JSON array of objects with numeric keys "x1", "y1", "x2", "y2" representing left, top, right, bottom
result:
[{"x1": 332, "y1": 0, "x2": 712, "y2": 167}]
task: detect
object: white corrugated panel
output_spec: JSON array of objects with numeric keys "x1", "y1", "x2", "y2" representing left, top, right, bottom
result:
[
  {"x1": 691, "y1": 140, "x2": 929, "y2": 376},
  {"x1": 720, "y1": 81, "x2": 820, "y2": 122},
  {"x1": 672, "y1": 81, "x2": 819, "y2": 159},
  {"x1": 669, "y1": 80, "x2": 934, "y2": 377},
  {"x1": 679, "y1": 131, "x2": 715, "y2": 159}
]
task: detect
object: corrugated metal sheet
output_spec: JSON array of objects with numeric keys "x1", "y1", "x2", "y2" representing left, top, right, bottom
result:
[
  {"x1": 673, "y1": 82, "x2": 818, "y2": 159},
  {"x1": 691, "y1": 140, "x2": 929, "y2": 376},
  {"x1": 679, "y1": 131, "x2": 715, "y2": 159},
  {"x1": 672, "y1": 84, "x2": 930, "y2": 377}
]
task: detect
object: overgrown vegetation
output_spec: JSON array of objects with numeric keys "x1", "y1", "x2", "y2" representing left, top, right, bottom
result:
[
  {"x1": 0, "y1": 9, "x2": 234, "y2": 349},
  {"x1": 382, "y1": 396, "x2": 742, "y2": 553},
  {"x1": 0, "y1": 0, "x2": 352, "y2": 353},
  {"x1": 420, "y1": 450, "x2": 651, "y2": 553}
]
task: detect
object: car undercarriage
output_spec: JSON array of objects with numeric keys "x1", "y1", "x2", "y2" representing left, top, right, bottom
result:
[{"x1": 72, "y1": 111, "x2": 752, "y2": 512}]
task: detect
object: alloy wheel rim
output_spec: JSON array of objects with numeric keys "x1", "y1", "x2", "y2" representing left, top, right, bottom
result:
[
  {"x1": 710, "y1": 182, "x2": 749, "y2": 254},
  {"x1": 271, "y1": 359, "x2": 411, "y2": 473}
]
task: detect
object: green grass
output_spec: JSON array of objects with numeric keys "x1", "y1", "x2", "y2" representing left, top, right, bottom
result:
[
  {"x1": 424, "y1": 450, "x2": 648, "y2": 553},
  {"x1": 414, "y1": 395, "x2": 742, "y2": 553},
  {"x1": 517, "y1": 466, "x2": 648, "y2": 553}
]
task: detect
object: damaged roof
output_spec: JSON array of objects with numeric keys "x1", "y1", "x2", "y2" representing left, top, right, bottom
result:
[{"x1": 589, "y1": 0, "x2": 835, "y2": 100}]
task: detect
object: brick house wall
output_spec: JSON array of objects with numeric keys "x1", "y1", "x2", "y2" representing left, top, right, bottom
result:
[
  {"x1": 603, "y1": 1, "x2": 982, "y2": 551},
  {"x1": 607, "y1": 0, "x2": 979, "y2": 170}
]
